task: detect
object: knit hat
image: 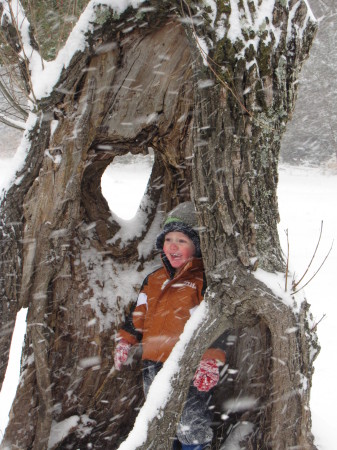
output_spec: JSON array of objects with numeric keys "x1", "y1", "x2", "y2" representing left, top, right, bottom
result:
[{"x1": 156, "y1": 201, "x2": 201, "y2": 257}]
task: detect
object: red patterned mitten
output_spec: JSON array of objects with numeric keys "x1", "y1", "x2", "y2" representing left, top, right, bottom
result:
[
  {"x1": 114, "y1": 339, "x2": 132, "y2": 370},
  {"x1": 193, "y1": 359, "x2": 220, "y2": 392}
]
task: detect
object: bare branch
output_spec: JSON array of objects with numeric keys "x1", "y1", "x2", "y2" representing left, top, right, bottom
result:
[
  {"x1": 293, "y1": 240, "x2": 334, "y2": 295},
  {"x1": 292, "y1": 221, "x2": 324, "y2": 291},
  {"x1": 0, "y1": 74, "x2": 28, "y2": 118},
  {"x1": 5, "y1": 0, "x2": 38, "y2": 102},
  {"x1": 311, "y1": 313, "x2": 327, "y2": 332},
  {"x1": 0, "y1": 112, "x2": 25, "y2": 129}
]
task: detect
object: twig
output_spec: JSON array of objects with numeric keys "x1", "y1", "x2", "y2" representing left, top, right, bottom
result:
[
  {"x1": 311, "y1": 313, "x2": 326, "y2": 332},
  {"x1": 0, "y1": 76, "x2": 28, "y2": 118},
  {"x1": 0, "y1": 113, "x2": 25, "y2": 129},
  {"x1": 7, "y1": 0, "x2": 38, "y2": 103},
  {"x1": 292, "y1": 240, "x2": 334, "y2": 295},
  {"x1": 0, "y1": 42, "x2": 33, "y2": 103},
  {"x1": 292, "y1": 221, "x2": 324, "y2": 291}
]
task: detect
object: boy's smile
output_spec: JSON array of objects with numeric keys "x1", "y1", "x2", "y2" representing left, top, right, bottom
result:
[{"x1": 163, "y1": 231, "x2": 196, "y2": 269}]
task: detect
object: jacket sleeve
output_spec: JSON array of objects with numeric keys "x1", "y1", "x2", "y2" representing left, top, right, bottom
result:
[{"x1": 118, "y1": 276, "x2": 149, "y2": 345}]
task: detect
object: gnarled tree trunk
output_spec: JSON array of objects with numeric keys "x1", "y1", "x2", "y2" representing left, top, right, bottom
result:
[{"x1": 0, "y1": 1, "x2": 318, "y2": 449}]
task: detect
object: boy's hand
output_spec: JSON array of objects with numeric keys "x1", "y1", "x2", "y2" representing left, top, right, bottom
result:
[
  {"x1": 114, "y1": 339, "x2": 132, "y2": 370},
  {"x1": 193, "y1": 359, "x2": 219, "y2": 392}
]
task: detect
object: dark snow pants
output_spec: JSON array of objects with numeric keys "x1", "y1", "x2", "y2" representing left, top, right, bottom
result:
[{"x1": 142, "y1": 360, "x2": 213, "y2": 447}]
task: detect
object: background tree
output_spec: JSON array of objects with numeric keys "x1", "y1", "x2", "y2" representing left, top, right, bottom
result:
[
  {"x1": 281, "y1": 0, "x2": 337, "y2": 166},
  {"x1": 0, "y1": 1, "x2": 318, "y2": 449}
]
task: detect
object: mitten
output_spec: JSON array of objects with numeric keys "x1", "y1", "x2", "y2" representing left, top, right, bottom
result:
[
  {"x1": 114, "y1": 339, "x2": 132, "y2": 370},
  {"x1": 193, "y1": 358, "x2": 219, "y2": 392}
]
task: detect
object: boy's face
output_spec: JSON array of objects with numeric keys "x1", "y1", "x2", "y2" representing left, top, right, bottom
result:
[{"x1": 163, "y1": 231, "x2": 196, "y2": 269}]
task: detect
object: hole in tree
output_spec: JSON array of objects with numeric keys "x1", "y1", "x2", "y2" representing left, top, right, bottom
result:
[{"x1": 101, "y1": 150, "x2": 155, "y2": 220}]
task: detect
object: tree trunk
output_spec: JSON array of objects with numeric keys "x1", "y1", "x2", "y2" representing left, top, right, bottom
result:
[{"x1": 0, "y1": 1, "x2": 318, "y2": 449}]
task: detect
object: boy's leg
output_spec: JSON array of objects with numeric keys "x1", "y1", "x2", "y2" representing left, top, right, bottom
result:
[
  {"x1": 143, "y1": 363, "x2": 211, "y2": 449},
  {"x1": 176, "y1": 385, "x2": 213, "y2": 448},
  {"x1": 143, "y1": 360, "x2": 182, "y2": 450},
  {"x1": 142, "y1": 360, "x2": 163, "y2": 397},
  {"x1": 172, "y1": 438, "x2": 181, "y2": 449}
]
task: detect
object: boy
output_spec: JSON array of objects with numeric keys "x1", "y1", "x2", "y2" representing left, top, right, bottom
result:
[{"x1": 114, "y1": 202, "x2": 225, "y2": 450}]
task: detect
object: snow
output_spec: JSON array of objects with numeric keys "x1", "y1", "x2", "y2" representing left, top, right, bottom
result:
[
  {"x1": 253, "y1": 269, "x2": 297, "y2": 309},
  {"x1": 0, "y1": 113, "x2": 37, "y2": 199},
  {"x1": 113, "y1": 164, "x2": 337, "y2": 450},
  {"x1": 101, "y1": 153, "x2": 164, "y2": 259},
  {"x1": 107, "y1": 202, "x2": 152, "y2": 246},
  {"x1": 184, "y1": 0, "x2": 308, "y2": 70},
  {"x1": 0, "y1": 161, "x2": 336, "y2": 447},
  {"x1": 0, "y1": 1, "x2": 334, "y2": 446},
  {"x1": 227, "y1": 0, "x2": 244, "y2": 43},
  {"x1": 0, "y1": 308, "x2": 27, "y2": 441},
  {"x1": 0, "y1": 0, "x2": 147, "y2": 101},
  {"x1": 80, "y1": 243, "x2": 155, "y2": 332},
  {"x1": 32, "y1": 0, "x2": 144, "y2": 99},
  {"x1": 194, "y1": 35, "x2": 210, "y2": 66},
  {"x1": 227, "y1": 0, "x2": 278, "y2": 45},
  {"x1": 223, "y1": 396, "x2": 257, "y2": 413},
  {"x1": 48, "y1": 415, "x2": 80, "y2": 449},
  {"x1": 203, "y1": 0, "x2": 217, "y2": 27},
  {"x1": 0, "y1": 1, "x2": 44, "y2": 91},
  {"x1": 277, "y1": 165, "x2": 337, "y2": 450},
  {"x1": 117, "y1": 302, "x2": 208, "y2": 450},
  {"x1": 137, "y1": 210, "x2": 163, "y2": 260},
  {"x1": 47, "y1": 414, "x2": 95, "y2": 449},
  {"x1": 101, "y1": 154, "x2": 153, "y2": 220},
  {"x1": 224, "y1": 0, "x2": 314, "y2": 62},
  {"x1": 221, "y1": 421, "x2": 254, "y2": 450}
]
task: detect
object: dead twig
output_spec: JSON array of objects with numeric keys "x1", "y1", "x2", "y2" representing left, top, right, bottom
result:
[
  {"x1": 6, "y1": 0, "x2": 38, "y2": 103},
  {"x1": 283, "y1": 222, "x2": 333, "y2": 295},
  {"x1": 310, "y1": 313, "x2": 326, "y2": 332},
  {"x1": 292, "y1": 240, "x2": 334, "y2": 295},
  {"x1": 292, "y1": 221, "x2": 324, "y2": 291}
]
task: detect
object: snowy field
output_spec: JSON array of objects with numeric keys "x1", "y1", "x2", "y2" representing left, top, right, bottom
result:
[
  {"x1": 0, "y1": 154, "x2": 336, "y2": 448},
  {"x1": 277, "y1": 165, "x2": 337, "y2": 450}
]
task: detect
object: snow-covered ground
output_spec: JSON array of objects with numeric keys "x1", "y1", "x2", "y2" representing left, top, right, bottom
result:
[
  {"x1": 105, "y1": 161, "x2": 337, "y2": 450},
  {"x1": 0, "y1": 154, "x2": 336, "y2": 448},
  {"x1": 277, "y1": 165, "x2": 337, "y2": 450}
]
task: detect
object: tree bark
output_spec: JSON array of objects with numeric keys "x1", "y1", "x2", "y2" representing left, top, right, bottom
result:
[{"x1": 0, "y1": 1, "x2": 318, "y2": 449}]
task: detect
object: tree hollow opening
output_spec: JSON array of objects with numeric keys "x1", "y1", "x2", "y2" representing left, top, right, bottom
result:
[{"x1": 101, "y1": 151, "x2": 155, "y2": 220}]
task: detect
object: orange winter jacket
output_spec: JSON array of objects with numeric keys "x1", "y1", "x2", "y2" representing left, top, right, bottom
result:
[{"x1": 118, "y1": 257, "x2": 225, "y2": 364}]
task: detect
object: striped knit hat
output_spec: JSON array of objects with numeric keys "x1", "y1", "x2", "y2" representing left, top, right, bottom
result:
[{"x1": 156, "y1": 201, "x2": 201, "y2": 257}]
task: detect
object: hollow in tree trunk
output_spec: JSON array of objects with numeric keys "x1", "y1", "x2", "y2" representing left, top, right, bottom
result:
[{"x1": 0, "y1": 1, "x2": 318, "y2": 449}]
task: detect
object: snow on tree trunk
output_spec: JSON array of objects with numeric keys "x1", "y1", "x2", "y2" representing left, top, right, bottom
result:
[{"x1": 0, "y1": 1, "x2": 318, "y2": 449}]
